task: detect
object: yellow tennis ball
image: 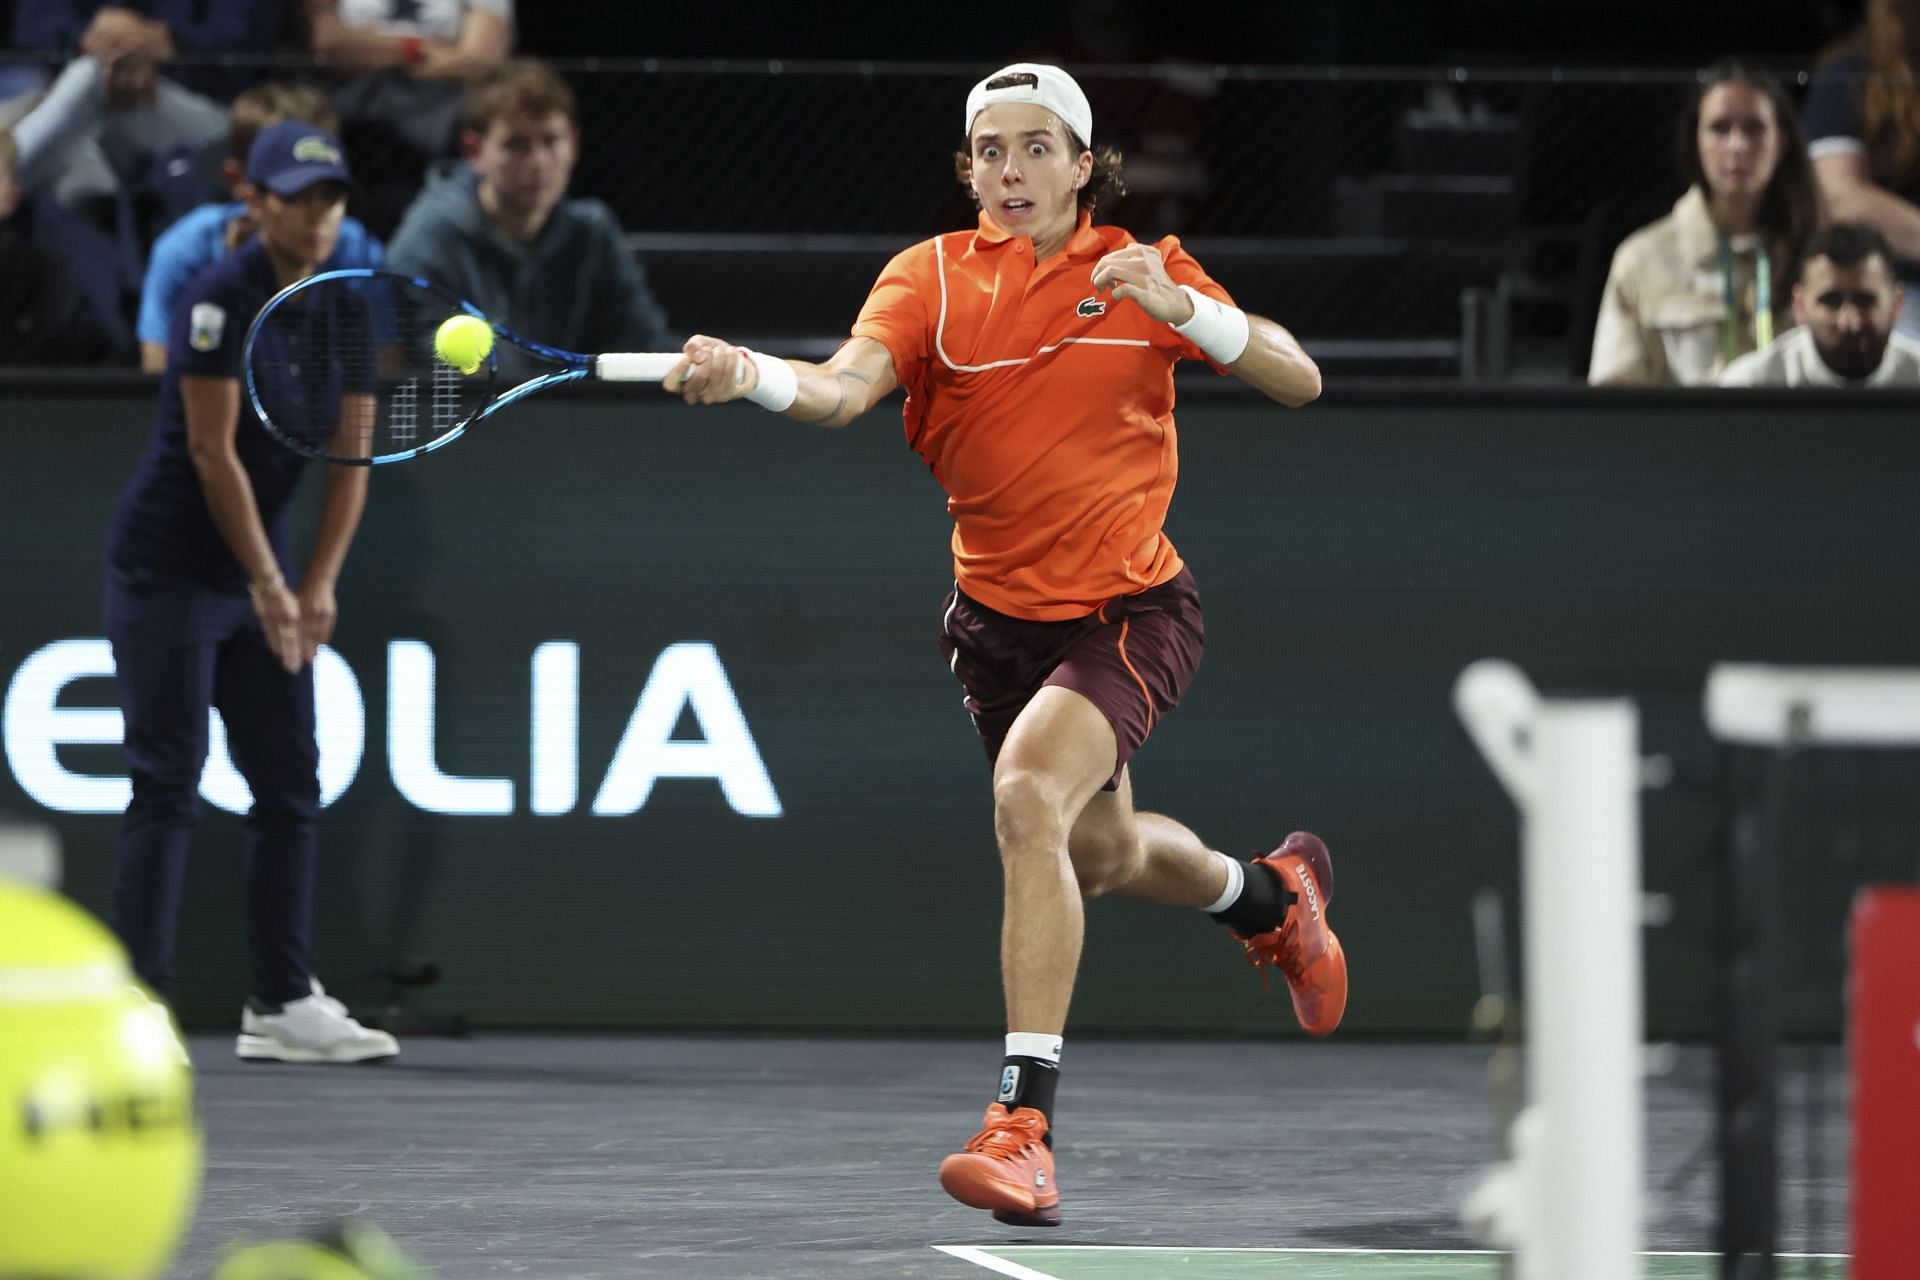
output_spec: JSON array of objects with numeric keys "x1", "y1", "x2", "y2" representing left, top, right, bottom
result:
[
  {"x1": 434, "y1": 315, "x2": 493, "y2": 375},
  {"x1": 0, "y1": 881, "x2": 201, "y2": 1279}
]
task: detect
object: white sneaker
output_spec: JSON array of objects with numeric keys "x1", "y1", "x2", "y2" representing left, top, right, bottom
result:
[
  {"x1": 236, "y1": 993, "x2": 399, "y2": 1064},
  {"x1": 307, "y1": 977, "x2": 349, "y2": 1018},
  {"x1": 129, "y1": 983, "x2": 192, "y2": 1068}
]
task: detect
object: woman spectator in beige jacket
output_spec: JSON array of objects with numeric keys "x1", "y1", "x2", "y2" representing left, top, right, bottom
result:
[{"x1": 1589, "y1": 62, "x2": 1820, "y2": 385}]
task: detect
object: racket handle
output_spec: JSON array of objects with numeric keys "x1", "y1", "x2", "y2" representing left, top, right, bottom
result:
[{"x1": 595, "y1": 352, "x2": 681, "y2": 382}]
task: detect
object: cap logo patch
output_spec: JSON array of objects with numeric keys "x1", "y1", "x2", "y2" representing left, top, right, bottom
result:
[{"x1": 292, "y1": 136, "x2": 341, "y2": 165}]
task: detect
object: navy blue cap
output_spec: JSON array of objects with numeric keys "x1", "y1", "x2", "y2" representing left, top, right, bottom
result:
[{"x1": 246, "y1": 120, "x2": 354, "y2": 197}]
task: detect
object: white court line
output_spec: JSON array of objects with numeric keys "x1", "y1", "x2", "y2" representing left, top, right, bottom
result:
[
  {"x1": 977, "y1": 1245, "x2": 1852, "y2": 1257},
  {"x1": 981, "y1": 1245, "x2": 1499, "y2": 1255},
  {"x1": 933, "y1": 1245, "x2": 1063, "y2": 1280},
  {"x1": 935, "y1": 1244, "x2": 1853, "y2": 1271}
]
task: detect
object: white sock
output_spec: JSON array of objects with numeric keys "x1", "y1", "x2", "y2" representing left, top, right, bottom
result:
[
  {"x1": 1005, "y1": 1031, "x2": 1062, "y2": 1063},
  {"x1": 1203, "y1": 850, "x2": 1244, "y2": 914}
]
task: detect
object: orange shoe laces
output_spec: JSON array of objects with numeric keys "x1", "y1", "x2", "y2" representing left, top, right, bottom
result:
[
  {"x1": 964, "y1": 1108, "x2": 1050, "y2": 1158},
  {"x1": 1242, "y1": 914, "x2": 1305, "y2": 990}
]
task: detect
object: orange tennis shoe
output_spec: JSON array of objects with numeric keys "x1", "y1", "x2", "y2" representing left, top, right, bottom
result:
[
  {"x1": 1235, "y1": 831, "x2": 1348, "y2": 1037},
  {"x1": 938, "y1": 1104, "x2": 1061, "y2": 1227}
]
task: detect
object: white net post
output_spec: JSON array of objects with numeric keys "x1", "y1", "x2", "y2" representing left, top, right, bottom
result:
[{"x1": 1456, "y1": 659, "x2": 1643, "y2": 1280}]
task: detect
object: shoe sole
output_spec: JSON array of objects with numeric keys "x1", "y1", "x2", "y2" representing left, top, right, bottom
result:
[
  {"x1": 940, "y1": 1157, "x2": 1062, "y2": 1227},
  {"x1": 1295, "y1": 932, "x2": 1349, "y2": 1037},
  {"x1": 235, "y1": 1034, "x2": 397, "y2": 1064}
]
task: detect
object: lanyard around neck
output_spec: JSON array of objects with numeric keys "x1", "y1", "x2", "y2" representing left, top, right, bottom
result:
[{"x1": 1720, "y1": 236, "x2": 1773, "y2": 363}]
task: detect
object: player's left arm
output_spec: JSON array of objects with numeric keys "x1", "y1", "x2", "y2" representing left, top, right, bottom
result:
[
  {"x1": 297, "y1": 393, "x2": 373, "y2": 664},
  {"x1": 1091, "y1": 243, "x2": 1322, "y2": 407}
]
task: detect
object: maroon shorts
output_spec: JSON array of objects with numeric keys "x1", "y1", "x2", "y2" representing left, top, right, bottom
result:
[{"x1": 937, "y1": 568, "x2": 1206, "y2": 789}]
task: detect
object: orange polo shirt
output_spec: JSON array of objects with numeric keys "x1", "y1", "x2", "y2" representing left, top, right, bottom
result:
[{"x1": 851, "y1": 211, "x2": 1234, "y2": 621}]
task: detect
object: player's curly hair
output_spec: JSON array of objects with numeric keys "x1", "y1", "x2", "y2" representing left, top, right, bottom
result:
[{"x1": 953, "y1": 129, "x2": 1127, "y2": 219}]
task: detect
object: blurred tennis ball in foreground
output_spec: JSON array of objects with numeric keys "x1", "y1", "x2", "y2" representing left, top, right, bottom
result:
[
  {"x1": 434, "y1": 315, "x2": 494, "y2": 375},
  {"x1": 214, "y1": 1219, "x2": 438, "y2": 1280},
  {"x1": 0, "y1": 880, "x2": 201, "y2": 1278}
]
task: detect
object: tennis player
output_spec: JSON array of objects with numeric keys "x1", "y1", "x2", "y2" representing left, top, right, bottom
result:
[
  {"x1": 104, "y1": 120, "x2": 396, "y2": 1064},
  {"x1": 665, "y1": 63, "x2": 1341, "y2": 1226}
]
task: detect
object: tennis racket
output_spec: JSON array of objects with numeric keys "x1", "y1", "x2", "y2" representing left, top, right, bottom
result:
[{"x1": 241, "y1": 268, "x2": 680, "y2": 466}]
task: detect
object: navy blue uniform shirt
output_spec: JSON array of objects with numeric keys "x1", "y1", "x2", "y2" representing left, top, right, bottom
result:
[{"x1": 107, "y1": 238, "x2": 363, "y2": 594}]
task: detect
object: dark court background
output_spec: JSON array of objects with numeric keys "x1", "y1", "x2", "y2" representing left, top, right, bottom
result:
[
  {"x1": 1, "y1": 0, "x2": 1905, "y2": 1041},
  {"x1": 3, "y1": 383, "x2": 1915, "y2": 1037}
]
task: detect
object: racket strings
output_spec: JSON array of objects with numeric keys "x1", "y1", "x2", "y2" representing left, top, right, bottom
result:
[
  {"x1": 390, "y1": 375, "x2": 418, "y2": 448},
  {"x1": 248, "y1": 273, "x2": 495, "y2": 463}
]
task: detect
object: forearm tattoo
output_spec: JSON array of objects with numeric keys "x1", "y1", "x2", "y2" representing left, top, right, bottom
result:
[{"x1": 796, "y1": 367, "x2": 876, "y2": 425}]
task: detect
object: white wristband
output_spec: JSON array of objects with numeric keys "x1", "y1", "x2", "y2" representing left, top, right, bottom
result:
[
  {"x1": 1170, "y1": 285, "x2": 1250, "y2": 365},
  {"x1": 740, "y1": 348, "x2": 798, "y2": 412}
]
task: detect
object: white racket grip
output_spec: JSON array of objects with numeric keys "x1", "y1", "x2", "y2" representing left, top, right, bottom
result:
[{"x1": 594, "y1": 352, "x2": 681, "y2": 382}]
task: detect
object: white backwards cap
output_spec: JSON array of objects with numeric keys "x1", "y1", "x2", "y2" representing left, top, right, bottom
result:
[{"x1": 965, "y1": 63, "x2": 1093, "y2": 147}]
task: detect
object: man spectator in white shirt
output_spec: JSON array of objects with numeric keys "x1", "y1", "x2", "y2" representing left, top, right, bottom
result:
[{"x1": 1721, "y1": 222, "x2": 1920, "y2": 387}]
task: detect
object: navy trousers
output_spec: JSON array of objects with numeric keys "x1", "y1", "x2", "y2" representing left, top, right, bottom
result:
[{"x1": 104, "y1": 564, "x2": 319, "y2": 1006}]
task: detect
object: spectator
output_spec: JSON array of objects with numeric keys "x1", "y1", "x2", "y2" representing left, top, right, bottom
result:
[
  {"x1": 307, "y1": 0, "x2": 513, "y2": 90},
  {"x1": 137, "y1": 81, "x2": 385, "y2": 373},
  {"x1": 1589, "y1": 61, "x2": 1819, "y2": 386},
  {"x1": 0, "y1": 1, "x2": 288, "y2": 219},
  {"x1": 305, "y1": 0, "x2": 514, "y2": 219},
  {"x1": 385, "y1": 58, "x2": 671, "y2": 368},
  {"x1": 1720, "y1": 222, "x2": 1920, "y2": 386},
  {"x1": 1804, "y1": 0, "x2": 1920, "y2": 339}
]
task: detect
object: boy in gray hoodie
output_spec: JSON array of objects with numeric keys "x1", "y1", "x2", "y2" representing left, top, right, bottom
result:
[{"x1": 387, "y1": 58, "x2": 671, "y2": 369}]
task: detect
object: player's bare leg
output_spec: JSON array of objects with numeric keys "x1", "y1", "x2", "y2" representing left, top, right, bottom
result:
[
  {"x1": 1071, "y1": 771, "x2": 1348, "y2": 1035},
  {"x1": 941, "y1": 686, "x2": 1347, "y2": 1226},
  {"x1": 990, "y1": 685, "x2": 1117, "y2": 1035},
  {"x1": 1067, "y1": 770, "x2": 1225, "y2": 908},
  {"x1": 939, "y1": 685, "x2": 1113, "y2": 1226}
]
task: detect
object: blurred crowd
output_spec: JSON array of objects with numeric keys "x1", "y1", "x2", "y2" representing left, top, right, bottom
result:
[
  {"x1": 0, "y1": 0, "x2": 672, "y2": 368},
  {"x1": 1589, "y1": 22, "x2": 1920, "y2": 388},
  {"x1": 5, "y1": 0, "x2": 1920, "y2": 386}
]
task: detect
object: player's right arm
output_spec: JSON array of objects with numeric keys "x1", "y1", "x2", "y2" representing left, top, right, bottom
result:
[{"x1": 666, "y1": 336, "x2": 898, "y2": 429}]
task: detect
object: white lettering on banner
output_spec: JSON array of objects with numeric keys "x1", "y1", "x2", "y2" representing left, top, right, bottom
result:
[
  {"x1": 1, "y1": 639, "x2": 364, "y2": 815},
  {"x1": 591, "y1": 642, "x2": 783, "y2": 818},
  {"x1": 387, "y1": 640, "x2": 515, "y2": 815},
  {"x1": 3, "y1": 639, "x2": 129, "y2": 813},
  {"x1": 3, "y1": 637, "x2": 781, "y2": 819},
  {"x1": 530, "y1": 640, "x2": 579, "y2": 817}
]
